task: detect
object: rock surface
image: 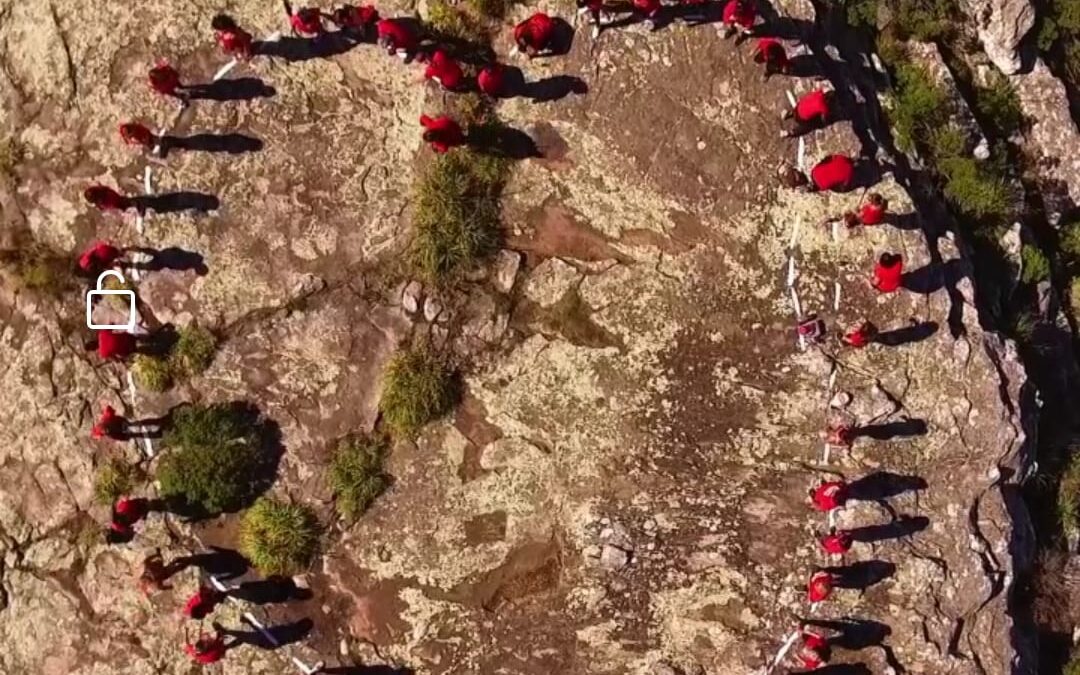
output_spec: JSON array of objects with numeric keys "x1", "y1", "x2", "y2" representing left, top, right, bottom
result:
[{"x1": 960, "y1": 0, "x2": 1036, "y2": 74}]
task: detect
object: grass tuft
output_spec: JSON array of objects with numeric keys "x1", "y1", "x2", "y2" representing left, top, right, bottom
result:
[
  {"x1": 330, "y1": 435, "x2": 389, "y2": 523},
  {"x1": 240, "y1": 497, "x2": 320, "y2": 576},
  {"x1": 93, "y1": 459, "x2": 137, "y2": 505},
  {"x1": 1021, "y1": 245, "x2": 1052, "y2": 284},
  {"x1": 888, "y1": 61, "x2": 951, "y2": 153},
  {"x1": 974, "y1": 70, "x2": 1025, "y2": 138},
  {"x1": 0, "y1": 245, "x2": 73, "y2": 296},
  {"x1": 131, "y1": 354, "x2": 173, "y2": 393},
  {"x1": 379, "y1": 344, "x2": 456, "y2": 437},
  {"x1": 170, "y1": 325, "x2": 217, "y2": 377},
  {"x1": 155, "y1": 403, "x2": 267, "y2": 517},
  {"x1": 937, "y1": 155, "x2": 1012, "y2": 221},
  {"x1": 1059, "y1": 449, "x2": 1080, "y2": 537},
  {"x1": 426, "y1": 0, "x2": 488, "y2": 43}
]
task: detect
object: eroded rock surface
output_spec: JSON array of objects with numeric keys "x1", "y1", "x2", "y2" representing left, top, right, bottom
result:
[{"x1": 960, "y1": 0, "x2": 1036, "y2": 74}]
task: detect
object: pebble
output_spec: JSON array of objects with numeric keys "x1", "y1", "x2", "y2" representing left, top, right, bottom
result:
[{"x1": 600, "y1": 544, "x2": 630, "y2": 569}]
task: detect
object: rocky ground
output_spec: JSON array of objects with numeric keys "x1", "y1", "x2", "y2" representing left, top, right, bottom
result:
[{"x1": 0, "y1": 0, "x2": 1057, "y2": 673}]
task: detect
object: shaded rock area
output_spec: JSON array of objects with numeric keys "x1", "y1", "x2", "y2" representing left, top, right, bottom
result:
[{"x1": 0, "y1": 0, "x2": 1046, "y2": 674}]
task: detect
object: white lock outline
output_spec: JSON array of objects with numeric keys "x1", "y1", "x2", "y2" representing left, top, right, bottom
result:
[{"x1": 86, "y1": 270, "x2": 137, "y2": 331}]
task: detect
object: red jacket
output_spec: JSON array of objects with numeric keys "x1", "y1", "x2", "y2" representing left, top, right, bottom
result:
[
  {"x1": 148, "y1": 64, "x2": 181, "y2": 96},
  {"x1": 810, "y1": 154, "x2": 854, "y2": 192},
  {"x1": 98, "y1": 331, "x2": 136, "y2": 360},
  {"x1": 842, "y1": 324, "x2": 874, "y2": 348},
  {"x1": 811, "y1": 481, "x2": 847, "y2": 511},
  {"x1": 860, "y1": 200, "x2": 886, "y2": 225},
  {"x1": 820, "y1": 530, "x2": 853, "y2": 555},
  {"x1": 336, "y1": 5, "x2": 379, "y2": 28},
  {"x1": 807, "y1": 571, "x2": 833, "y2": 603},
  {"x1": 84, "y1": 186, "x2": 131, "y2": 212},
  {"x1": 119, "y1": 123, "x2": 155, "y2": 148},
  {"x1": 78, "y1": 241, "x2": 121, "y2": 273},
  {"x1": 514, "y1": 13, "x2": 556, "y2": 50},
  {"x1": 290, "y1": 8, "x2": 323, "y2": 35},
  {"x1": 420, "y1": 114, "x2": 464, "y2": 153},
  {"x1": 795, "y1": 90, "x2": 829, "y2": 123},
  {"x1": 425, "y1": 50, "x2": 464, "y2": 90},
  {"x1": 634, "y1": 0, "x2": 661, "y2": 15},
  {"x1": 217, "y1": 28, "x2": 254, "y2": 58},
  {"x1": 873, "y1": 255, "x2": 904, "y2": 293},
  {"x1": 183, "y1": 587, "x2": 221, "y2": 618},
  {"x1": 795, "y1": 631, "x2": 829, "y2": 668},
  {"x1": 755, "y1": 38, "x2": 789, "y2": 67},
  {"x1": 722, "y1": 0, "x2": 755, "y2": 28},
  {"x1": 478, "y1": 64, "x2": 505, "y2": 96},
  {"x1": 92, "y1": 404, "x2": 123, "y2": 440},
  {"x1": 185, "y1": 637, "x2": 227, "y2": 664},
  {"x1": 377, "y1": 19, "x2": 418, "y2": 51}
]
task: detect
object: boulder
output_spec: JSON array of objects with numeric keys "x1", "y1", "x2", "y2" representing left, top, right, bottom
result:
[{"x1": 960, "y1": 0, "x2": 1035, "y2": 74}]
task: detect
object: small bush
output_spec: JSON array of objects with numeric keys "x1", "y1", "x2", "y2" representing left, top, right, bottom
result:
[
  {"x1": 379, "y1": 344, "x2": 456, "y2": 437},
  {"x1": 1071, "y1": 277, "x2": 1080, "y2": 308},
  {"x1": 974, "y1": 71, "x2": 1025, "y2": 138},
  {"x1": 889, "y1": 62, "x2": 951, "y2": 152},
  {"x1": 240, "y1": 497, "x2": 320, "y2": 575},
  {"x1": 1066, "y1": 657, "x2": 1080, "y2": 675},
  {"x1": 842, "y1": 0, "x2": 878, "y2": 30},
  {"x1": 170, "y1": 325, "x2": 217, "y2": 377},
  {"x1": 0, "y1": 245, "x2": 72, "y2": 296},
  {"x1": 938, "y1": 155, "x2": 1011, "y2": 220},
  {"x1": 1021, "y1": 245, "x2": 1052, "y2": 284},
  {"x1": 93, "y1": 459, "x2": 137, "y2": 505},
  {"x1": 426, "y1": 0, "x2": 487, "y2": 43},
  {"x1": 101, "y1": 272, "x2": 136, "y2": 311},
  {"x1": 131, "y1": 354, "x2": 173, "y2": 392},
  {"x1": 892, "y1": 0, "x2": 959, "y2": 41},
  {"x1": 410, "y1": 150, "x2": 507, "y2": 283},
  {"x1": 1059, "y1": 450, "x2": 1080, "y2": 537},
  {"x1": 156, "y1": 403, "x2": 266, "y2": 516},
  {"x1": 1063, "y1": 222, "x2": 1080, "y2": 262},
  {"x1": 927, "y1": 124, "x2": 968, "y2": 161},
  {"x1": 330, "y1": 435, "x2": 389, "y2": 522},
  {"x1": 1008, "y1": 310, "x2": 1039, "y2": 343}
]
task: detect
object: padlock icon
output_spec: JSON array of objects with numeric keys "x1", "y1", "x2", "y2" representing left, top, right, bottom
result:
[{"x1": 86, "y1": 270, "x2": 136, "y2": 331}]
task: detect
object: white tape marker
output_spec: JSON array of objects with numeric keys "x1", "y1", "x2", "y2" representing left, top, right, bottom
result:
[
  {"x1": 786, "y1": 90, "x2": 797, "y2": 108},
  {"x1": 788, "y1": 216, "x2": 802, "y2": 250},
  {"x1": 213, "y1": 58, "x2": 239, "y2": 82},
  {"x1": 767, "y1": 629, "x2": 802, "y2": 673},
  {"x1": 833, "y1": 282, "x2": 841, "y2": 311},
  {"x1": 786, "y1": 256, "x2": 798, "y2": 288},
  {"x1": 797, "y1": 137, "x2": 806, "y2": 171},
  {"x1": 126, "y1": 371, "x2": 138, "y2": 404},
  {"x1": 831, "y1": 219, "x2": 839, "y2": 242},
  {"x1": 827, "y1": 368, "x2": 837, "y2": 394},
  {"x1": 823, "y1": 442, "x2": 831, "y2": 465},
  {"x1": 790, "y1": 287, "x2": 802, "y2": 319}
]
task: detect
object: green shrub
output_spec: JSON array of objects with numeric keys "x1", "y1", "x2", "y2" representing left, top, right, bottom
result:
[
  {"x1": 927, "y1": 124, "x2": 968, "y2": 161},
  {"x1": 93, "y1": 459, "x2": 137, "y2": 505},
  {"x1": 1063, "y1": 222, "x2": 1080, "y2": 262},
  {"x1": 156, "y1": 403, "x2": 267, "y2": 516},
  {"x1": 938, "y1": 155, "x2": 1011, "y2": 220},
  {"x1": 1008, "y1": 310, "x2": 1038, "y2": 343},
  {"x1": 1066, "y1": 656, "x2": 1080, "y2": 675},
  {"x1": 1021, "y1": 245, "x2": 1051, "y2": 284},
  {"x1": 131, "y1": 354, "x2": 173, "y2": 392},
  {"x1": 410, "y1": 150, "x2": 507, "y2": 283},
  {"x1": 1059, "y1": 450, "x2": 1080, "y2": 537},
  {"x1": 379, "y1": 344, "x2": 456, "y2": 437},
  {"x1": 974, "y1": 71, "x2": 1025, "y2": 137},
  {"x1": 330, "y1": 435, "x2": 389, "y2": 522},
  {"x1": 889, "y1": 62, "x2": 951, "y2": 152},
  {"x1": 841, "y1": 0, "x2": 878, "y2": 30},
  {"x1": 426, "y1": 0, "x2": 487, "y2": 43},
  {"x1": 892, "y1": 0, "x2": 959, "y2": 41},
  {"x1": 1071, "y1": 277, "x2": 1080, "y2": 308},
  {"x1": 240, "y1": 497, "x2": 320, "y2": 575},
  {"x1": 170, "y1": 325, "x2": 217, "y2": 377}
]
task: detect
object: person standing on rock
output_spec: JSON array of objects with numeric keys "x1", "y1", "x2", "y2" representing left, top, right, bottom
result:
[
  {"x1": 212, "y1": 14, "x2": 255, "y2": 60},
  {"x1": 810, "y1": 480, "x2": 848, "y2": 512},
  {"x1": 819, "y1": 528, "x2": 853, "y2": 556},
  {"x1": 576, "y1": 0, "x2": 606, "y2": 38},
  {"x1": 792, "y1": 626, "x2": 831, "y2": 669},
  {"x1": 842, "y1": 320, "x2": 878, "y2": 348},
  {"x1": 477, "y1": 62, "x2": 508, "y2": 97},
  {"x1": 872, "y1": 252, "x2": 904, "y2": 293},
  {"x1": 754, "y1": 37, "x2": 790, "y2": 81},
  {"x1": 185, "y1": 629, "x2": 230, "y2": 664},
  {"x1": 284, "y1": 1, "x2": 325, "y2": 37},
  {"x1": 514, "y1": 12, "x2": 557, "y2": 56},
  {"x1": 77, "y1": 240, "x2": 123, "y2": 276},
  {"x1": 330, "y1": 4, "x2": 380, "y2": 40},
  {"x1": 420, "y1": 114, "x2": 464, "y2": 153},
  {"x1": 119, "y1": 122, "x2": 158, "y2": 150},
  {"x1": 721, "y1": 0, "x2": 756, "y2": 41},
  {"x1": 781, "y1": 89, "x2": 832, "y2": 138},
  {"x1": 183, "y1": 584, "x2": 225, "y2": 620},
  {"x1": 424, "y1": 50, "x2": 465, "y2": 91},
  {"x1": 84, "y1": 185, "x2": 135, "y2": 213},
  {"x1": 806, "y1": 569, "x2": 835, "y2": 603},
  {"x1": 376, "y1": 17, "x2": 420, "y2": 59},
  {"x1": 85, "y1": 330, "x2": 153, "y2": 362},
  {"x1": 148, "y1": 61, "x2": 189, "y2": 105}
]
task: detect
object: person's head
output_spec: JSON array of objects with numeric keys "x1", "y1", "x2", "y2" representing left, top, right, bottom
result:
[
  {"x1": 84, "y1": 185, "x2": 109, "y2": 204},
  {"x1": 377, "y1": 34, "x2": 395, "y2": 52},
  {"x1": 879, "y1": 252, "x2": 901, "y2": 267},
  {"x1": 211, "y1": 14, "x2": 238, "y2": 31},
  {"x1": 194, "y1": 636, "x2": 218, "y2": 653},
  {"x1": 780, "y1": 166, "x2": 808, "y2": 189},
  {"x1": 868, "y1": 192, "x2": 885, "y2": 207},
  {"x1": 422, "y1": 129, "x2": 436, "y2": 142},
  {"x1": 298, "y1": 7, "x2": 320, "y2": 23},
  {"x1": 83, "y1": 337, "x2": 99, "y2": 352},
  {"x1": 842, "y1": 211, "x2": 859, "y2": 228}
]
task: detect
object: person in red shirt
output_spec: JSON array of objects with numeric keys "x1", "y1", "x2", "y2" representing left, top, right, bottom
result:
[
  {"x1": 807, "y1": 154, "x2": 855, "y2": 192},
  {"x1": 825, "y1": 421, "x2": 855, "y2": 448},
  {"x1": 842, "y1": 320, "x2": 878, "y2": 348},
  {"x1": 810, "y1": 480, "x2": 848, "y2": 512},
  {"x1": 514, "y1": 13, "x2": 557, "y2": 56},
  {"x1": 420, "y1": 114, "x2": 465, "y2": 154},
  {"x1": 807, "y1": 569, "x2": 835, "y2": 603},
  {"x1": 424, "y1": 50, "x2": 464, "y2": 91},
  {"x1": 793, "y1": 628, "x2": 831, "y2": 669},
  {"x1": 858, "y1": 192, "x2": 889, "y2": 225},
  {"x1": 85, "y1": 330, "x2": 139, "y2": 361},
  {"x1": 78, "y1": 241, "x2": 123, "y2": 275},
  {"x1": 212, "y1": 14, "x2": 255, "y2": 60},
  {"x1": 185, "y1": 631, "x2": 230, "y2": 665},
  {"x1": 781, "y1": 89, "x2": 832, "y2": 138},
  {"x1": 872, "y1": 252, "x2": 904, "y2": 293},
  {"x1": 633, "y1": 0, "x2": 663, "y2": 30},
  {"x1": 148, "y1": 62, "x2": 187, "y2": 103},
  {"x1": 477, "y1": 63, "x2": 508, "y2": 97},
  {"x1": 331, "y1": 4, "x2": 380, "y2": 40},
  {"x1": 107, "y1": 496, "x2": 148, "y2": 543},
  {"x1": 576, "y1": 0, "x2": 606, "y2": 37},
  {"x1": 183, "y1": 585, "x2": 225, "y2": 620},
  {"x1": 754, "y1": 37, "x2": 790, "y2": 81},
  {"x1": 84, "y1": 185, "x2": 134, "y2": 212},
  {"x1": 92, "y1": 404, "x2": 127, "y2": 440},
  {"x1": 820, "y1": 528, "x2": 853, "y2": 556},
  {"x1": 119, "y1": 122, "x2": 157, "y2": 149},
  {"x1": 377, "y1": 18, "x2": 420, "y2": 58},
  {"x1": 284, "y1": 1, "x2": 324, "y2": 37},
  {"x1": 721, "y1": 0, "x2": 756, "y2": 40}
]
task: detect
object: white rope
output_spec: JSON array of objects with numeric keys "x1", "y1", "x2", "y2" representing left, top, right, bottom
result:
[{"x1": 213, "y1": 59, "x2": 239, "y2": 81}]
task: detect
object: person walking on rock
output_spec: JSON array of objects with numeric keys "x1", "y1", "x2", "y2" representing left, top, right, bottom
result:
[
  {"x1": 806, "y1": 569, "x2": 835, "y2": 603},
  {"x1": 576, "y1": 0, "x2": 606, "y2": 38},
  {"x1": 514, "y1": 12, "x2": 557, "y2": 56},
  {"x1": 793, "y1": 626, "x2": 831, "y2": 669},
  {"x1": 810, "y1": 480, "x2": 848, "y2": 512},
  {"x1": 856, "y1": 192, "x2": 888, "y2": 226},
  {"x1": 420, "y1": 114, "x2": 464, "y2": 153},
  {"x1": 424, "y1": 50, "x2": 464, "y2": 91},
  {"x1": 872, "y1": 252, "x2": 903, "y2": 293},
  {"x1": 377, "y1": 18, "x2": 420, "y2": 59},
  {"x1": 754, "y1": 37, "x2": 790, "y2": 81},
  {"x1": 85, "y1": 330, "x2": 139, "y2": 362},
  {"x1": 633, "y1": 0, "x2": 663, "y2": 30},
  {"x1": 185, "y1": 629, "x2": 230, "y2": 665},
  {"x1": 91, "y1": 404, "x2": 125, "y2": 440},
  {"x1": 819, "y1": 528, "x2": 853, "y2": 556},
  {"x1": 721, "y1": 0, "x2": 756, "y2": 41},
  {"x1": 84, "y1": 185, "x2": 135, "y2": 213},
  {"x1": 331, "y1": 4, "x2": 380, "y2": 40},
  {"x1": 212, "y1": 14, "x2": 255, "y2": 60},
  {"x1": 826, "y1": 421, "x2": 855, "y2": 448},
  {"x1": 148, "y1": 61, "x2": 188, "y2": 104},
  {"x1": 477, "y1": 62, "x2": 507, "y2": 97},
  {"x1": 119, "y1": 122, "x2": 158, "y2": 150},
  {"x1": 781, "y1": 89, "x2": 831, "y2": 138},
  {"x1": 284, "y1": 1, "x2": 325, "y2": 37},
  {"x1": 842, "y1": 320, "x2": 878, "y2": 348},
  {"x1": 78, "y1": 240, "x2": 123, "y2": 276},
  {"x1": 781, "y1": 154, "x2": 855, "y2": 193},
  {"x1": 183, "y1": 584, "x2": 225, "y2": 620},
  {"x1": 107, "y1": 496, "x2": 147, "y2": 543}
]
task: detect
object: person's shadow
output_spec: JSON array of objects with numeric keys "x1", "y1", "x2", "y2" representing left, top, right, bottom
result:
[
  {"x1": 227, "y1": 576, "x2": 314, "y2": 605},
  {"x1": 316, "y1": 667, "x2": 416, "y2": 674},
  {"x1": 132, "y1": 192, "x2": 220, "y2": 215},
  {"x1": 848, "y1": 515, "x2": 930, "y2": 543},
  {"x1": 185, "y1": 77, "x2": 276, "y2": 102},
  {"x1": 160, "y1": 133, "x2": 264, "y2": 156},
  {"x1": 800, "y1": 617, "x2": 891, "y2": 650},
  {"x1": 521, "y1": 75, "x2": 589, "y2": 103},
  {"x1": 670, "y1": 0, "x2": 724, "y2": 26},
  {"x1": 467, "y1": 121, "x2": 542, "y2": 160},
  {"x1": 875, "y1": 320, "x2": 938, "y2": 346},
  {"x1": 847, "y1": 472, "x2": 927, "y2": 501},
  {"x1": 824, "y1": 560, "x2": 896, "y2": 589},
  {"x1": 215, "y1": 617, "x2": 313, "y2": 650},
  {"x1": 793, "y1": 665, "x2": 871, "y2": 675},
  {"x1": 853, "y1": 416, "x2": 929, "y2": 441},
  {"x1": 168, "y1": 545, "x2": 250, "y2": 581},
  {"x1": 125, "y1": 246, "x2": 209, "y2": 275},
  {"x1": 901, "y1": 258, "x2": 968, "y2": 294},
  {"x1": 255, "y1": 32, "x2": 362, "y2": 62}
]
